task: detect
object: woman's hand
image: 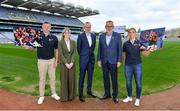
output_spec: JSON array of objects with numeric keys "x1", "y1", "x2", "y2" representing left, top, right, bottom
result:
[
  {"x1": 65, "y1": 63, "x2": 71, "y2": 69},
  {"x1": 69, "y1": 62, "x2": 74, "y2": 69}
]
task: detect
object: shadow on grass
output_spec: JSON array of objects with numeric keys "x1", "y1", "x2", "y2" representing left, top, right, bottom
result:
[{"x1": 0, "y1": 76, "x2": 15, "y2": 82}]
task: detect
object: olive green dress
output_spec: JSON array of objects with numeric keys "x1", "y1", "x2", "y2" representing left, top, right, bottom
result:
[{"x1": 58, "y1": 39, "x2": 76, "y2": 101}]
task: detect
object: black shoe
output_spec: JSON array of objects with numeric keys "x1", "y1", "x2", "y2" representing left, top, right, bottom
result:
[
  {"x1": 79, "y1": 97, "x2": 85, "y2": 102},
  {"x1": 87, "y1": 91, "x2": 97, "y2": 98},
  {"x1": 99, "y1": 95, "x2": 111, "y2": 100},
  {"x1": 113, "y1": 98, "x2": 119, "y2": 103}
]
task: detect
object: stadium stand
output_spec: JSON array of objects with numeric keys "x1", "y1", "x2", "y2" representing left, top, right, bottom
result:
[{"x1": 0, "y1": 0, "x2": 99, "y2": 43}]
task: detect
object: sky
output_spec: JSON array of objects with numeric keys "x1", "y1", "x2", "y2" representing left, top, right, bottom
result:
[{"x1": 63, "y1": 0, "x2": 180, "y2": 32}]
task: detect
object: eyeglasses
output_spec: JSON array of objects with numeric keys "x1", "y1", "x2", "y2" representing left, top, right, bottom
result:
[
  {"x1": 85, "y1": 27, "x2": 91, "y2": 28},
  {"x1": 106, "y1": 26, "x2": 113, "y2": 28}
]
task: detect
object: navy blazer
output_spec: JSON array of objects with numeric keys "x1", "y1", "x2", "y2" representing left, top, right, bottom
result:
[
  {"x1": 77, "y1": 32, "x2": 96, "y2": 66},
  {"x1": 97, "y1": 31, "x2": 122, "y2": 64}
]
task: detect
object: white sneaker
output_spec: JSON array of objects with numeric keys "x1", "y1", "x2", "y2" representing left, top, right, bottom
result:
[
  {"x1": 37, "y1": 96, "x2": 45, "y2": 104},
  {"x1": 134, "y1": 99, "x2": 140, "y2": 106},
  {"x1": 123, "y1": 96, "x2": 133, "y2": 103},
  {"x1": 51, "y1": 93, "x2": 60, "y2": 100}
]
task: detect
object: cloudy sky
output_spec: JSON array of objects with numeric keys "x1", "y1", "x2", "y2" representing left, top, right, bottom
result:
[{"x1": 64, "y1": 0, "x2": 180, "y2": 32}]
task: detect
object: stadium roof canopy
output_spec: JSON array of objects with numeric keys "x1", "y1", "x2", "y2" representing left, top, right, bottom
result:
[{"x1": 0, "y1": 0, "x2": 99, "y2": 18}]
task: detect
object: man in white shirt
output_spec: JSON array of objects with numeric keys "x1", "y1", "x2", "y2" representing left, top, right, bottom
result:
[{"x1": 77, "y1": 22, "x2": 97, "y2": 102}]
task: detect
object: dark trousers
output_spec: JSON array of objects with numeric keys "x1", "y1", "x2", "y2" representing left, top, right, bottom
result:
[
  {"x1": 79, "y1": 61, "x2": 94, "y2": 97},
  {"x1": 102, "y1": 62, "x2": 118, "y2": 98}
]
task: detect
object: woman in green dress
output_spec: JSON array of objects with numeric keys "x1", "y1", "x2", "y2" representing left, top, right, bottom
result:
[{"x1": 58, "y1": 27, "x2": 76, "y2": 101}]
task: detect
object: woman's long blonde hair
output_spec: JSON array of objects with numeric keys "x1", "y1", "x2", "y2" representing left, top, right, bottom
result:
[{"x1": 60, "y1": 27, "x2": 71, "y2": 40}]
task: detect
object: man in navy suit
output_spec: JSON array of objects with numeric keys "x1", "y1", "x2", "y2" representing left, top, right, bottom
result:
[
  {"x1": 77, "y1": 22, "x2": 96, "y2": 102},
  {"x1": 97, "y1": 20, "x2": 122, "y2": 103}
]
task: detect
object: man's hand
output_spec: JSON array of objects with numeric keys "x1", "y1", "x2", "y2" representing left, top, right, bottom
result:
[
  {"x1": 117, "y1": 62, "x2": 121, "y2": 68},
  {"x1": 53, "y1": 60, "x2": 58, "y2": 68},
  {"x1": 98, "y1": 61, "x2": 101, "y2": 67}
]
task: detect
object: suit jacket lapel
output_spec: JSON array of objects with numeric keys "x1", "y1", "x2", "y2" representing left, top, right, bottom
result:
[
  {"x1": 70, "y1": 39, "x2": 74, "y2": 52},
  {"x1": 83, "y1": 32, "x2": 90, "y2": 47},
  {"x1": 63, "y1": 39, "x2": 70, "y2": 52},
  {"x1": 103, "y1": 33, "x2": 108, "y2": 47},
  {"x1": 108, "y1": 32, "x2": 115, "y2": 47},
  {"x1": 91, "y1": 34, "x2": 94, "y2": 47}
]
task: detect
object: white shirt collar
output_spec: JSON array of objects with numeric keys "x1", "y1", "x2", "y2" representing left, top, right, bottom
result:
[{"x1": 130, "y1": 38, "x2": 135, "y2": 44}]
